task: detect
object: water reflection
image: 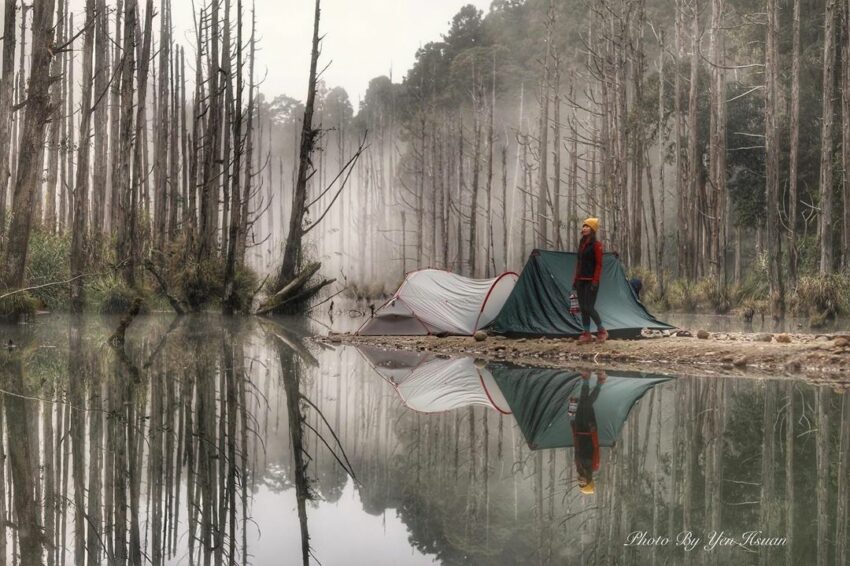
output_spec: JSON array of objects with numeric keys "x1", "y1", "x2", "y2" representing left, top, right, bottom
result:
[{"x1": 0, "y1": 316, "x2": 847, "y2": 565}]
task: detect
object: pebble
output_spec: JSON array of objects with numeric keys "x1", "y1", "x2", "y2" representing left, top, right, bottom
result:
[
  {"x1": 834, "y1": 337, "x2": 848, "y2": 348},
  {"x1": 474, "y1": 331, "x2": 488, "y2": 342},
  {"x1": 697, "y1": 329, "x2": 710, "y2": 339},
  {"x1": 733, "y1": 356, "x2": 749, "y2": 367},
  {"x1": 776, "y1": 333, "x2": 791, "y2": 343},
  {"x1": 753, "y1": 333, "x2": 773, "y2": 342}
]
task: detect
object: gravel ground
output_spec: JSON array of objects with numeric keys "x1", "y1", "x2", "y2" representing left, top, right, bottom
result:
[{"x1": 315, "y1": 329, "x2": 850, "y2": 389}]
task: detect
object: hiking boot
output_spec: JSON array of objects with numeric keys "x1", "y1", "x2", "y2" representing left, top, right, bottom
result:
[
  {"x1": 596, "y1": 328, "x2": 609, "y2": 343},
  {"x1": 578, "y1": 332, "x2": 594, "y2": 344}
]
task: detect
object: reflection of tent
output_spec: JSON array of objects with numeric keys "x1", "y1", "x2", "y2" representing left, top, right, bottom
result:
[
  {"x1": 357, "y1": 269, "x2": 518, "y2": 336},
  {"x1": 488, "y1": 249, "x2": 673, "y2": 338},
  {"x1": 358, "y1": 346, "x2": 511, "y2": 414},
  {"x1": 489, "y1": 364, "x2": 670, "y2": 448}
]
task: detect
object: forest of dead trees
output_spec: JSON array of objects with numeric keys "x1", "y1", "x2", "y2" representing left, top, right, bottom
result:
[
  {"x1": 0, "y1": 0, "x2": 364, "y2": 319},
  {"x1": 1, "y1": 0, "x2": 850, "y2": 321}
]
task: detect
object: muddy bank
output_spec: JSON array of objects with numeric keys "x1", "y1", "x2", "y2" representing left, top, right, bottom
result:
[{"x1": 315, "y1": 330, "x2": 850, "y2": 387}]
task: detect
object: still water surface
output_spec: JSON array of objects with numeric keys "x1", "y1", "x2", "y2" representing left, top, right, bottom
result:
[{"x1": 0, "y1": 315, "x2": 847, "y2": 565}]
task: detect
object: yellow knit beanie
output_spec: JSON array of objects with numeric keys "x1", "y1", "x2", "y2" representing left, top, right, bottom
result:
[{"x1": 582, "y1": 218, "x2": 599, "y2": 233}]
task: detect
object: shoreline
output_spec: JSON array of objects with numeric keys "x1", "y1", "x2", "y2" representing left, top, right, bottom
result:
[{"x1": 314, "y1": 330, "x2": 850, "y2": 387}]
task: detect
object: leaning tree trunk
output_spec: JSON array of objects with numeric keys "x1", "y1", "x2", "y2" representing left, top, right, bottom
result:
[
  {"x1": 274, "y1": 0, "x2": 321, "y2": 290},
  {"x1": 1, "y1": 0, "x2": 57, "y2": 300}
]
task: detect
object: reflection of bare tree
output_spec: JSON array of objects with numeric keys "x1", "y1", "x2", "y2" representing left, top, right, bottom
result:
[
  {"x1": 836, "y1": 392, "x2": 849, "y2": 566},
  {"x1": 266, "y1": 319, "x2": 356, "y2": 566},
  {"x1": 816, "y1": 386, "x2": 829, "y2": 566},
  {"x1": 1, "y1": 338, "x2": 43, "y2": 565}
]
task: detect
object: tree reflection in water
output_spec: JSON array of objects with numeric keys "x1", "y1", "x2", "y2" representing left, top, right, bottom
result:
[{"x1": 0, "y1": 317, "x2": 847, "y2": 565}]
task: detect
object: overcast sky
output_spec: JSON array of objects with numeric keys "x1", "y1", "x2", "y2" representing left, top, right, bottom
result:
[{"x1": 1, "y1": 0, "x2": 493, "y2": 108}]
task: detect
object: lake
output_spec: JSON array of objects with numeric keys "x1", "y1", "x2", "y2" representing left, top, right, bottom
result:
[{"x1": 0, "y1": 314, "x2": 847, "y2": 565}]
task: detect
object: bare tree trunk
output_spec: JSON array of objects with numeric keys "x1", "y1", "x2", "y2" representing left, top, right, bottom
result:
[
  {"x1": 44, "y1": 0, "x2": 66, "y2": 235},
  {"x1": 485, "y1": 55, "x2": 496, "y2": 275},
  {"x1": 551, "y1": 50, "x2": 562, "y2": 250},
  {"x1": 457, "y1": 116, "x2": 465, "y2": 271},
  {"x1": 223, "y1": 0, "x2": 246, "y2": 314},
  {"x1": 276, "y1": 0, "x2": 321, "y2": 287},
  {"x1": 108, "y1": 0, "x2": 124, "y2": 235},
  {"x1": 197, "y1": 0, "x2": 222, "y2": 261},
  {"x1": 686, "y1": 0, "x2": 700, "y2": 280},
  {"x1": 468, "y1": 84, "x2": 481, "y2": 277},
  {"x1": 841, "y1": 0, "x2": 850, "y2": 270},
  {"x1": 631, "y1": 0, "x2": 646, "y2": 267},
  {"x1": 1, "y1": 0, "x2": 57, "y2": 297},
  {"x1": 536, "y1": 1, "x2": 553, "y2": 248},
  {"x1": 92, "y1": 0, "x2": 109, "y2": 238},
  {"x1": 115, "y1": 0, "x2": 137, "y2": 287},
  {"x1": 819, "y1": 0, "x2": 837, "y2": 274},
  {"x1": 765, "y1": 0, "x2": 784, "y2": 319},
  {"x1": 70, "y1": 0, "x2": 98, "y2": 312},
  {"x1": 154, "y1": 0, "x2": 171, "y2": 249},
  {"x1": 236, "y1": 7, "x2": 256, "y2": 267},
  {"x1": 63, "y1": 11, "x2": 74, "y2": 237},
  {"x1": 0, "y1": 0, "x2": 16, "y2": 238},
  {"x1": 674, "y1": 0, "x2": 686, "y2": 278},
  {"x1": 656, "y1": 30, "x2": 667, "y2": 296},
  {"x1": 788, "y1": 0, "x2": 801, "y2": 285}
]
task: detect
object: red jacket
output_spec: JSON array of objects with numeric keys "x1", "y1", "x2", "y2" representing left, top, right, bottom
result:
[{"x1": 574, "y1": 237, "x2": 603, "y2": 286}]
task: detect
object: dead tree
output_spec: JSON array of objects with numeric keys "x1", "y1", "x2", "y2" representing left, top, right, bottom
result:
[
  {"x1": 92, "y1": 0, "x2": 109, "y2": 237},
  {"x1": 223, "y1": 0, "x2": 247, "y2": 314},
  {"x1": 819, "y1": 0, "x2": 837, "y2": 274},
  {"x1": 70, "y1": 0, "x2": 98, "y2": 312},
  {"x1": 45, "y1": 0, "x2": 67, "y2": 235},
  {"x1": 1, "y1": 0, "x2": 57, "y2": 300},
  {"x1": 765, "y1": 0, "x2": 784, "y2": 318},
  {"x1": 787, "y1": 0, "x2": 801, "y2": 284},
  {"x1": 262, "y1": 0, "x2": 364, "y2": 314},
  {"x1": 153, "y1": 0, "x2": 171, "y2": 249},
  {"x1": 115, "y1": 0, "x2": 138, "y2": 287},
  {"x1": 0, "y1": 0, "x2": 16, "y2": 238}
]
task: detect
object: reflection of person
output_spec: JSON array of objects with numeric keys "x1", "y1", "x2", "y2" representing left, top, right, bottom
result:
[
  {"x1": 569, "y1": 369, "x2": 606, "y2": 494},
  {"x1": 572, "y1": 218, "x2": 608, "y2": 344}
]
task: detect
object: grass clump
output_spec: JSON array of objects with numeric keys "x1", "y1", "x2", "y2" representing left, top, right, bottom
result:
[
  {"x1": 87, "y1": 273, "x2": 150, "y2": 314},
  {"x1": 666, "y1": 278, "x2": 698, "y2": 311},
  {"x1": 167, "y1": 255, "x2": 260, "y2": 312},
  {"x1": 24, "y1": 228, "x2": 71, "y2": 311},
  {"x1": 792, "y1": 273, "x2": 850, "y2": 323}
]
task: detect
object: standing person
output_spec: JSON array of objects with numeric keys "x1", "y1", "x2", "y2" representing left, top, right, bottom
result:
[{"x1": 572, "y1": 218, "x2": 608, "y2": 343}]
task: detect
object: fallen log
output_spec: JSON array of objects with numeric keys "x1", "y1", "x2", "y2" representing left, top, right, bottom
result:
[
  {"x1": 256, "y1": 277, "x2": 336, "y2": 316},
  {"x1": 144, "y1": 259, "x2": 190, "y2": 315},
  {"x1": 272, "y1": 262, "x2": 321, "y2": 301}
]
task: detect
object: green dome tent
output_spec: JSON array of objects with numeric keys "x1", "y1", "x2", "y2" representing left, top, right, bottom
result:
[
  {"x1": 489, "y1": 364, "x2": 671, "y2": 449},
  {"x1": 488, "y1": 249, "x2": 674, "y2": 338}
]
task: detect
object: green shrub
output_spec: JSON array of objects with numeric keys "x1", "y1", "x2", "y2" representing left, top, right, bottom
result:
[
  {"x1": 694, "y1": 277, "x2": 731, "y2": 313},
  {"x1": 666, "y1": 278, "x2": 698, "y2": 311},
  {"x1": 0, "y1": 292, "x2": 38, "y2": 319},
  {"x1": 25, "y1": 229, "x2": 71, "y2": 310},
  {"x1": 87, "y1": 273, "x2": 149, "y2": 314}
]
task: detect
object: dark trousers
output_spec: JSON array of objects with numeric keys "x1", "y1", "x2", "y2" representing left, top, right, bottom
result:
[{"x1": 576, "y1": 280, "x2": 602, "y2": 331}]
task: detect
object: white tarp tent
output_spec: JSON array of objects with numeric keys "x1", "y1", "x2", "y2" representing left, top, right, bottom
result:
[
  {"x1": 358, "y1": 346, "x2": 511, "y2": 414},
  {"x1": 357, "y1": 269, "x2": 518, "y2": 336}
]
